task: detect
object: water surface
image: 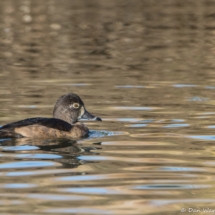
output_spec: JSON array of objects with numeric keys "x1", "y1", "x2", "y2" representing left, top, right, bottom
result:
[{"x1": 1, "y1": 0, "x2": 215, "y2": 214}]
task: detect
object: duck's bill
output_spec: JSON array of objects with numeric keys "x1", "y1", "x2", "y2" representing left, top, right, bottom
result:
[{"x1": 81, "y1": 110, "x2": 102, "y2": 121}]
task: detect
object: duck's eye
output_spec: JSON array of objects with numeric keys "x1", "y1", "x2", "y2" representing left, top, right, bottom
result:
[{"x1": 73, "y1": 103, "x2": 80, "y2": 109}]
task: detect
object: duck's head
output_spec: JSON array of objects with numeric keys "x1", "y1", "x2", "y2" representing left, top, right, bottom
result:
[{"x1": 53, "y1": 93, "x2": 102, "y2": 124}]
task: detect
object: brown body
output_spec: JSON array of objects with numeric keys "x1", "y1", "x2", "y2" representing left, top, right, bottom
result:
[
  {"x1": 0, "y1": 93, "x2": 101, "y2": 139},
  {"x1": 0, "y1": 117, "x2": 89, "y2": 139},
  {"x1": 14, "y1": 122, "x2": 88, "y2": 138}
]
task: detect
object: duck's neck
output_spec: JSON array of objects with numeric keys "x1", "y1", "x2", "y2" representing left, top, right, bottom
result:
[{"x1": 53, "y1": 109, "x2": 76, "y2": 125}]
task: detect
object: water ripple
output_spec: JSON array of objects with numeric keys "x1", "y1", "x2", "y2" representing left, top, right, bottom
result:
[
  {"x1": 128, "y1": 124, "x2": 147, "y2": 127},
  {"x1": 132, "y1": 184, "x2": 210, "y2": 189},
  {"x1": 163, "y1": 124, "x2": 189, "y2": 128},
  {"x1": 1, "y1": 145, "x2": 39, "y2": 151},
  {"x1": 2, "y1": 183, "x2": 36, "y2": 188},
  {"x1": 60, "y1": 187, "x2": 120, "y2": 195},
  {"x1": 173, "y1": 84, "x2": 197, "y2": 87},
  {"x1": 112, "y1": 107, "x2": 154, "y2": 110},
  {"x1": 28, "y1": 194, "x2": 89, "y2": 201},
  {"x1": 15, "y1": 154, "x2": 62, "y2": 159},
  {"x1": 0, "y1": 161, "x2": 60, "y2": 169},
  {"x1": 45, "y1": 208, "x2": 112, "y2": 214},
  {"x1": 86, "y1": 130, "x2": 122, "y2": 139},
  {"x1": 115, "y1": 85, "x2": 144, "y2": 88}
]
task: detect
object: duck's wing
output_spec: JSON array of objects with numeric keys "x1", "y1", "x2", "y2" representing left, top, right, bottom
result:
[{"x1": 0, "y1": 117, "x2": 72, "y2": 132}]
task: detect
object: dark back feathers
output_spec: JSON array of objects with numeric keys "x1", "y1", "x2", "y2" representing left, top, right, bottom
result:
[{"x1": 0, "y1": 117, "x2": 72, "y2": 132}]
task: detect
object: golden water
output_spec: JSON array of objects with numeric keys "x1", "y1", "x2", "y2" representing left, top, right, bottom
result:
[{"x1": 1, "y1": 0, "x2": 215, "y2": 214}]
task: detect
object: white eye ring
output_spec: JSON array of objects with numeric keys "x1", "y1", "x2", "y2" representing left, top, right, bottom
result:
[{"x1": 72, "y1": 103, "x2": 80, "y2": 109}]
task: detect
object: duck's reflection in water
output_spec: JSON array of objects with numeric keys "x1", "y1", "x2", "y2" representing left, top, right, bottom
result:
[{"x1": 0, "y1": 138, "x2": 102, "y2": 168}]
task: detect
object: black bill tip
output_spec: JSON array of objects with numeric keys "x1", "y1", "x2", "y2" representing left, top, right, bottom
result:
[
  {"x1": 81, "y1": 109, "x2": 102, "y2": 121},
  {"x1": 94, "y1": 117, "x2": 102, "y2": 121}
]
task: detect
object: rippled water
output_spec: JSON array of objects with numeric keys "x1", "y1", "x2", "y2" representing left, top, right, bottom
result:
[{"x1": 1, "y1": 0, "x2": 215, "y2": 214}]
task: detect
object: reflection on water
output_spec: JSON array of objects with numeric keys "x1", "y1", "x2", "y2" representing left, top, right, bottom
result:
[
  {"x1": 173, "y1": 85, "x2": 197, "y2": 88},
  {"x1": 1, "y1": 0, "x2": 215, "y2": 214},
  {"x1": 163, "y1": 124, "x2": 189, "y2": 127},
  {"x1": 0, "y1": 160, "x2": 59, "y2": 169}
]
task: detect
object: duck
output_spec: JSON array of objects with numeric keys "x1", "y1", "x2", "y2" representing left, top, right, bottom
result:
[{"x1": 0, "y1": 93, "x2": 102, "y2": 139}]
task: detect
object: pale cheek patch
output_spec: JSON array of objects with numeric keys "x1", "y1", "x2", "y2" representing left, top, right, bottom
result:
[{"x1": 79, "y1": 106, "x2": 85, "y2": 118}]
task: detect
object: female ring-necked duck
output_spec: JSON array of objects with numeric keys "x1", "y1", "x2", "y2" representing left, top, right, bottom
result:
[{"x1": 0, "y1": 93, "x2": 102, "y2": 139}]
